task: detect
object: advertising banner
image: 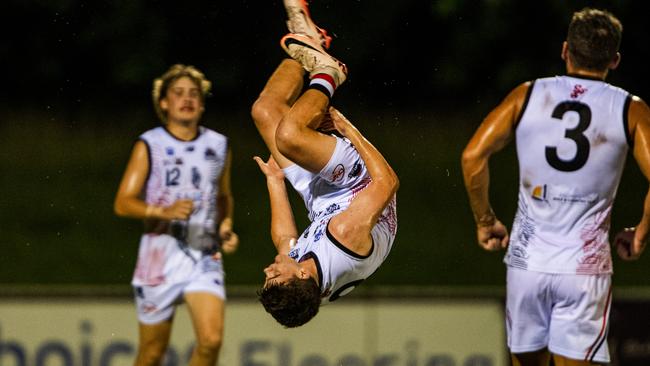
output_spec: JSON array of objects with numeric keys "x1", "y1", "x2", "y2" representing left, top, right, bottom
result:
[{"x1": 0, "y1": 299, "x2": 506, "y2": 366}]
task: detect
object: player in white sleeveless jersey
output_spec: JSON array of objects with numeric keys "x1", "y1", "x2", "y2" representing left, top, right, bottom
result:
[
  {"x1": 114, "y1": 64, "x2": 238, "y2": 366},
  {"x1": 250, "y1": 0, "x2": 398, "y2": 328},
  {"x1": 462, "y1": 8, "x2": 650, "y2": 366}
]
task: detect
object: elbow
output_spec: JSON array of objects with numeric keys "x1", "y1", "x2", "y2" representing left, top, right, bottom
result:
[
  {"x1": 461, "y1": 146, "x2": 483, "y2": 172},
  {"x1": 388, "y1": 172, "x2": 399, "y2": 194},
  {"x1": 113, "y1": 199, "x2": 127, "y2": 217},
  {"x1": 375, "y1": 173, "x2": 399, "y2": 196}
]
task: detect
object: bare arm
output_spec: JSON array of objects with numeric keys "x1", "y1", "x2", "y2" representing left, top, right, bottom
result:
[
  {"x1": 461, "y1": 82, "x2": 530, "y2": 251},
  {"x1": 217, "y1": 148, "x2": 239, "y2": 254},
  {"x1": 616, "y1": 96, "x2": 650, "y2": 259},
  {"x1": 254, "y1": 156, "x2": 298, "y2": 255},
  {"x1": 327, "y1": 107, "x2": 399, "y2": 255},
  {"x1": 114, "y1": 140, "x2": 193, "y2": 220}
]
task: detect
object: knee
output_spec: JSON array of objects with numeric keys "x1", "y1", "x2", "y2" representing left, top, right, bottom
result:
[
  {"x1": 275, "y1": 118, "x2": 303, "y2": 158},
  {"x1": 251, "y1": 96, "x2": 280, "y2": 130},
  {"x1": 195, "y1": 332, "x2": 223, "y2": 356}
]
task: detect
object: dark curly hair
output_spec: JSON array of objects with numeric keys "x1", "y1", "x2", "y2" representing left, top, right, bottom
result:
[
  {"x1": 258, "y1": 277, "x2": 321, "y2": 328},
  {"x1": 567, "y1": 8, "x2": 622, "y2": 71}
]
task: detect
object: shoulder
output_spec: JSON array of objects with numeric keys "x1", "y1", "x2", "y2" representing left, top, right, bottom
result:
[
  {"x1": 139, "y1": 126, "x2": 165, "y2": 141},
  {"x1": 200, "y1": 127, "x2": 228, "y2": 144},
  {"x1": 628, "y1": 95, "x2": 650, "y2": 135}
]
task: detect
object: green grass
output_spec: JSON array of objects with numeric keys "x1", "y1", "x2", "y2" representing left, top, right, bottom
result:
[{"x1": 1, "y1": 107, "x2": 648, "y2": 288}]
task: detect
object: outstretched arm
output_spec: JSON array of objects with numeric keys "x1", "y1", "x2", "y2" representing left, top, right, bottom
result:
[
  {"x1": 327, "y1": 107, "x2": 399, "y2": 255},
  {"x1": 461, "y1": 82, "x2": 530, "y2": 251},
  {"x1": 254, "y1": 156, "x2": 298, "y2": 255},
  {"x1": 114, "y1": 140, "x2": 193, "y2": 221},
  {"x1": 615, "y1": 96, "x2": 650, "y2": 260}
]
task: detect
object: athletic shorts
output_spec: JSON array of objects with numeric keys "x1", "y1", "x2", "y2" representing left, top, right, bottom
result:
[
  {"x1": 133, "y1": 254, "x2": 225, "y2": 325},
  {"x1": 506, "y1": 267, "x2": 612, "y2": 363}
]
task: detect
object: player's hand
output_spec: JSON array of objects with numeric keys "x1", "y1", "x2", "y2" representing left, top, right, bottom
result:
[
  {"x1": 329, "y1": 106, "x2": 356, "y2": 137},
  {"x1": 614, "y1": 226, "x2": 647, "y2": 261},
  {"x1": 162, "y1": 199, "x2": 193, "y2": 220},
  {"x1": 219, "y1": 218, "x2": 239, "y2": 254},
  {"x1": 316, "y1": 110, "x2": 337, "y2": 134},
  {"x1": 476, "y1": 219, "x2": 509, "y2": 251},
  {"x1": 254, "y1": 155, "x2": 285, "y2": 181}
]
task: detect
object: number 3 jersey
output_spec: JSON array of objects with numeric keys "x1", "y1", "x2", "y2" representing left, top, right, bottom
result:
[
  {"x1": 506, "y1": 75, "x2": 632, "y2": 275},
  {"x1": 133, "y1": 126, "x2": 228, "y2": 286}
]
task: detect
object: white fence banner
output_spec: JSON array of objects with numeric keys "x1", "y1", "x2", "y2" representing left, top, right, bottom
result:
[{"x1": 0, "y1": 299, "x2": 506, "y2": 366}]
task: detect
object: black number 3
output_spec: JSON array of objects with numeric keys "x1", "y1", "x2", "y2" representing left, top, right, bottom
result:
[{"x1": 545, "y1": 101, "x2": 592, "y2": 172}]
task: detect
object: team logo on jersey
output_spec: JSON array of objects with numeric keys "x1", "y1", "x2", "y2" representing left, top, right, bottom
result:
[
  {"x1": 331, "y1": 164, "x2": 345, "y2": 182},
  {"x1": 186, "y1": 145, "x2": 195, "y2": 152},
  {"x1": 570, "y1": 84, "x2": 587, "y2": 99},
  {"x1": 531, "y1": 185, "x2": 547, "y2": 201},
  {"x1": 204, "y1": 148, "x2": 217, "y2": 160},
  {"x1": 325, "y1": 203, "x2": 340, "y2": 215},
  {"x1": 192, "y1": 167, "x2": 202, "y2": 189},
  {"x1": 348, "y1": 160, "x2": 362, "y2": 178},
  {"x1": 166, "y1": 147, "x2": 175, "y2": 156},
  {"x1": 314, "y1": 225, "x2": 324, "y2": 241},
  {"x1": 141, "y1": 301, "x2": 158, "y2": 314}
]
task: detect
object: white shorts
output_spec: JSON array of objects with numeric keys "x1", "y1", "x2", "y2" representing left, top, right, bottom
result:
[
  {"x1": 133, "y1": 255, "x2": 225, "y2": 325},
  {"x1": 506, "y1": 267, "x2": 612, "y2": 363}
]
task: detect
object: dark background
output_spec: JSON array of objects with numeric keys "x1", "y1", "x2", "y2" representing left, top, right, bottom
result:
[{"x1": 1, "y1": 0, "x2": 648, "y2": 288}]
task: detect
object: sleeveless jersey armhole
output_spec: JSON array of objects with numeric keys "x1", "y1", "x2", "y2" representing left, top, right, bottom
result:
[
  {"x1": 623, "y1": 94, "x2": 633, "y2": 148},
  {"x1": 514, "y1": 80, "x2": 536, "y2": 130},
  {"x1": 138, "y1": 138, "x2": 153, "y2": 194}
]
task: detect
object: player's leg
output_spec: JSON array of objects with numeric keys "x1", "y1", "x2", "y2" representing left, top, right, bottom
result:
[
  {"x1": 551, "y1": 355, "x2": 605, "y2": 366},
  {"x1": 275, "y1": 89, "x2": 337, "y2": 172},
  {"x1": 251, "y1": 59, "x2": 305, "y2": 169},
  {"x1": 506, "y1": 268, "x2": 553, "y2": 366},
  {"x1": 184, "y1": 292, "x2": 225, "y2": 366},
  {"x1": 134, "y1": 320, "x2": 173, "y2": 366},
  {"x1": 547, "y1": 274, "x2": 612, "y2": 365},
  {"x1": 133, "y1": 282, "x2": 181, "y2": 366},
  {"x1": 511, "y1": 349, "x2": 551, "y2": 366},
  {"x1": 275, "y1": 34, "x2": 348, "y2": 173}
]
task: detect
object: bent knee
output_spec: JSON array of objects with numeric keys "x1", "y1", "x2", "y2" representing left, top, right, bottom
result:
[{"x1": 275, "y1": 120, "x2": 305, "y2": 158}]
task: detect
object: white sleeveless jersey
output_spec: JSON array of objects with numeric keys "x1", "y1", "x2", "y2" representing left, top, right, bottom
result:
[
  {"x1": 284, "y1": 137, "x2": 398, "y2": 303},
  {"x1": 506, "y1": 75, "x2": 632, "y2": 275},
  {"x1": 140, "y1": 126, "x2": 228, "y2": 251}
]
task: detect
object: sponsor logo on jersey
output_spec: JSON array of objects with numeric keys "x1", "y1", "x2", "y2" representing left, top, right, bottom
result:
[
  {"x1": 570, "y1": 84, "x2": 587, "y2": 99},
  {"x1": 531, "y1": 185, "x2": 547, "y2": 201},
  {"x1": 331, "y1": 164, "x2": 345, "y2": 182},
  {"x1": 348, "y1": 160, "x2": 362, "y2": 178}
]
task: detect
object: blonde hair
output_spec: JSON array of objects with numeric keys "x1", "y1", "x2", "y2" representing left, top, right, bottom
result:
[{"x1": 152, "y1": 64, "x2": 212, "y2": 123}]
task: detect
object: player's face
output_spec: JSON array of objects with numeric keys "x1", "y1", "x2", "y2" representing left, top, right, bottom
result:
[
  {"x1": 161, "y1": 77, "x2": 204, "y2": 125},
  {"x1": 263, "y1": 254, "x2": 302, "y2": 287}
]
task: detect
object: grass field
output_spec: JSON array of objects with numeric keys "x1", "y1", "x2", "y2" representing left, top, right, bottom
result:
[{"x1": 1, "y1": 105, "x2": 648, "y2": 288}]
